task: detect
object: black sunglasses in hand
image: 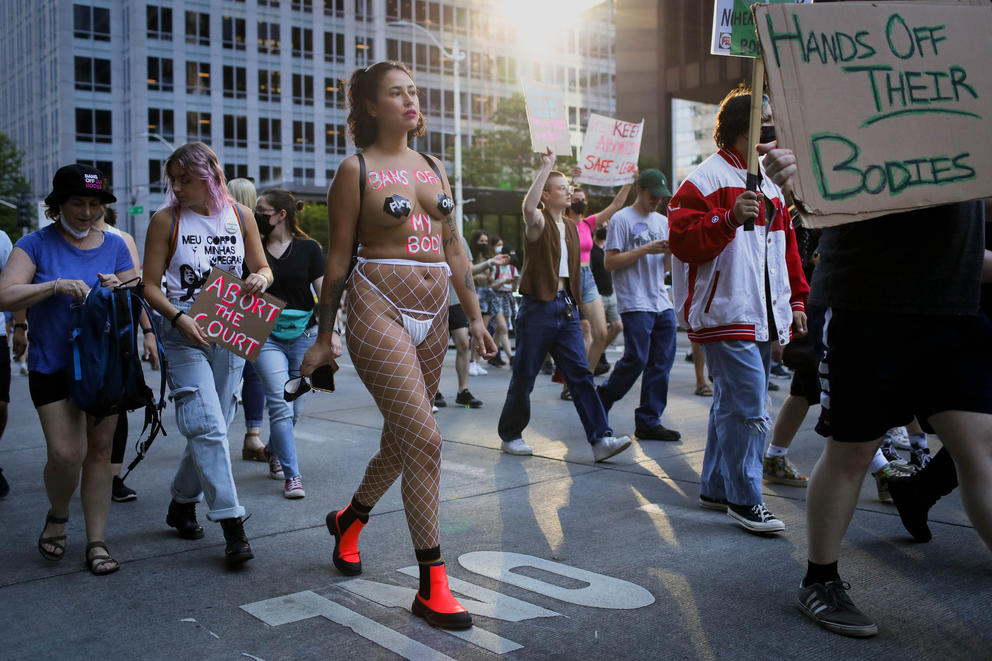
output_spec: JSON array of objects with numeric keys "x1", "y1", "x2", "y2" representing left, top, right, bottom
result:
[{"x1": 284, "y1": 364, "x2": 335, "y2": 402}]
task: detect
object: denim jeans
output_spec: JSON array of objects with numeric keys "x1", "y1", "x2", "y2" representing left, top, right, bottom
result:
[
  {"x1": 161, "y1": 300, "x2": 246, "y2": 521},
  {"x1": 498, "y1": 292, "x2": 612, "y2": 444},
  {"x1": 253, "y1": 328, "x2": 318, "y2": 479},
  {"x1": 700, "y1": 340, "x2": 772, "y2": 506},
  {"x1": 598, "y1": 309, "x2": 677, "y2": 430},
  {"x1": 241, "y1": 361, "x2": 265, "y2": 429}
]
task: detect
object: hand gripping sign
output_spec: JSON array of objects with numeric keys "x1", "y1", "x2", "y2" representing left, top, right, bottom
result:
[{"x1": 187, "y1": 267, "x2": 286, "y2": 361}]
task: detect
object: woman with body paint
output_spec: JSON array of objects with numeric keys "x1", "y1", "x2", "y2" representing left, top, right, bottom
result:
[{"x1": 301, "y1": 61, "x2": 496, "y2": 630}]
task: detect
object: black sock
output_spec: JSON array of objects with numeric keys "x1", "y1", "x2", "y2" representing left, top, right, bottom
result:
[
  {"x1": 803, "y1": 561, "x2": 840, "y2": 588},
  {"x1": 415, "y1": 546, "x2": 443, "y2": 598},
  {"x1": 338, "y1": 496, "x2": 371, "y2": 530}
]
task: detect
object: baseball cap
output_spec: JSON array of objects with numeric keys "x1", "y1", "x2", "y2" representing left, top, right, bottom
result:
[
  {"x1": 636, "y1": 169, "x2": 672, "y2": 198},
  {"x1": 44, "y1": 164, "x2": 116, "y2": 206}
]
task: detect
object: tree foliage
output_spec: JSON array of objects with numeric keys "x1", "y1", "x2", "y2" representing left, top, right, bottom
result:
[
  {"x1": 449, "y1": 94, "x2": 577, "y2": 191},
  {"x1": 298, "y1": 201, "x2": 329, "y2": 250},
  {"x1": 0, "y1": 133, "x2": 31, "y2": 235}
]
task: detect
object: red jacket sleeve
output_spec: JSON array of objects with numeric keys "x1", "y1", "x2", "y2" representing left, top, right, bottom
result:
[
  {"x1": 668, "y1": 180, "x2": 739, "y2": 265},
  {"x1": 783, "y1": 213, "x2": 809, "y2": 311}
]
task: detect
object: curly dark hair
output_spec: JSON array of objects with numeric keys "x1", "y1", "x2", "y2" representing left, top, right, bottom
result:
[
  {"x1": 347, "y1": 61, "x2": 426, "y2": 149},
  {"x1": 713, "y1": 85, "x2": 771, "y2": 150}
]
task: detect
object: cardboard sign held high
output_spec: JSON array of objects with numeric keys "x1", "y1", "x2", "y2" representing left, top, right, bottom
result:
[
  {"x1": 755, "y1": 2, "x2": 992, "y2": 227},
  {"x1": 576, "y1": 113, "x2": 643, "y2": 187},
  {"x1": 522, "y1": 79, "x2": 572, "y2": 156},
  {"x1": 188, "y1": 267, "x2": 285, "y2": 362}
]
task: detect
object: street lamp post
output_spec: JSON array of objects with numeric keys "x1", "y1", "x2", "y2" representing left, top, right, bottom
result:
[{"x1": 387, "y1": 21, "x2": 467, "y2": 238}]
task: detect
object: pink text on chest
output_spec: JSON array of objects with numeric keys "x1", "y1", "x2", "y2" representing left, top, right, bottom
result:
[{"x1": 368, "y1": 169, "x2": 441, "y2": 190}]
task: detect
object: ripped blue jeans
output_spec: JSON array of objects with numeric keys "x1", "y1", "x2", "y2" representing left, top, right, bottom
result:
[
  {"x1": 700, "y1": 340, "x2": 772, "y2": 507},
  {"x1": 161, "y1": 300, "x2": 246, "y2": 521}
]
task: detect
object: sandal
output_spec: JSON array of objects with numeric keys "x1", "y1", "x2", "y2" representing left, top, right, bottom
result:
[
  {"x1": 694, "y1": 384, "x2": 713, "y2": 397},
  {"x1": 242, "y1": 431, "x2": 266, "y2": 462},
  {"x1": 38, "y1": 512, "x2": 68, "y2": 561},
  {"x1": 84, "y1": 541, "x2": 120, "y2": 576}
]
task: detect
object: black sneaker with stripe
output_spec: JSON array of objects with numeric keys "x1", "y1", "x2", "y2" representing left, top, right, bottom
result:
[{"x1": 798, "y1": 580, "x2": 878, "y2": 637}]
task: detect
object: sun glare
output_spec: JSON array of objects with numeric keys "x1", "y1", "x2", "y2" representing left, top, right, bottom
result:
[{"x1": 499, "y1": 0, "x2": 608, "y2": 54}]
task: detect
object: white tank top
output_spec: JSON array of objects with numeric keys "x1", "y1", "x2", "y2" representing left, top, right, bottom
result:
[{"x1": 165, "y1": 204, "x2": 245, "y2": 300}]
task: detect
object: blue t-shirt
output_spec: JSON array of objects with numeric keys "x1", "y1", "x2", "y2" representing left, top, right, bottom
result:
[
  {"x1": 605, "y1": 206, "x2": 673, "y2": 314},
  {"x1": 16, "y1": 224, "x2": 132, "y2": 374}
]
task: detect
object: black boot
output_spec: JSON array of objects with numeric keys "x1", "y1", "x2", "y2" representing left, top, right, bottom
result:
[
  {"x1": 220, "y1": 517, "x2": 254, "y2": 565},
  {"x1": 166, "y1": 500, "x2": 204, "y2": 540},
  {"x1": 888, "y1": 447, "x2": 958, "y2": 543}
]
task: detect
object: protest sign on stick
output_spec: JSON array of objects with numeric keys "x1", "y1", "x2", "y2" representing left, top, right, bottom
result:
[
  {"x1": 755, "y1": 2, "x2": 992, "y2": 227},
  {"x1": 188, "y1": 267, "x2": 286, "y2": 362},
  {"x1": 575, "y1": 113, "x2": 642, "y2": 187},
  {"x1": 711, "y1": 0, "x2": 812, "y2": 57},
  {"x1": 522, "y1": 79, "x2": 572, "y2": 156}
]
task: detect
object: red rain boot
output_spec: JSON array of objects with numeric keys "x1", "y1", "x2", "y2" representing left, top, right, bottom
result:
[
  {"x1": 411, "y1": 562, "x2": 473, "y2": 630},
  {"x1": 326, "y1": 509, "x2": 364, "y2": 575}
]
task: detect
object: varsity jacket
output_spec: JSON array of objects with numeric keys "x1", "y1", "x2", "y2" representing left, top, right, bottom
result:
[{"x1": 668, "y1": 148, "x2": 808, "y2": 345}]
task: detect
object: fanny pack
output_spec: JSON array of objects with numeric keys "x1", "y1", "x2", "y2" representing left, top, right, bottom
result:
[{"x1": 271, "y1": 308, "x2": 312, "y2": 341}]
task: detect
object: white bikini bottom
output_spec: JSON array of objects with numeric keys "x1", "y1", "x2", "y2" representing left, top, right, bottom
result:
[{"x1": 353, "y1": 257, "x2": 451, "y2": 346}]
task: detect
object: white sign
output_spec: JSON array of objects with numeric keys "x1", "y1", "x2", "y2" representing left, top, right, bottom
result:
[{"x1": 575, "y1": 113, "x2": 643, "y2": 187}]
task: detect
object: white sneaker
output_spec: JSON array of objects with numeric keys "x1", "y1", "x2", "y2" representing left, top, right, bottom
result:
[
  {"x1": 591, "y1": 435, "x2": 632, "y2": 462},
  {"x1": 468, "y1": 361, "x2": 488, "y2": 376},
  {"x1": 501, "y1": 438, "x2": 533, "y2": 455}
]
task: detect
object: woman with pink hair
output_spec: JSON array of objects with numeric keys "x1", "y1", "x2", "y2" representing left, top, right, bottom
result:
[{"x1": 143, "y1": 142, "x2": 272, "y2": 565}]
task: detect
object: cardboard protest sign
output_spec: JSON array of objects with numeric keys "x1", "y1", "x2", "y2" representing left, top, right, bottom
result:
[
  {"x1": 521, "y1": 79, "x2": 572, "y2": 156},
  {"x1": 188, "y1": 267, "x2": 286, "y2": 362},
  {"x1": 755, "y1": 2, "x2": 992, "y2": 227},
  {"x1": 575, "y1": 113, "x2": 642, "y2": 187},
  {"x1": 711, "y1": 0, "x2": 812, "y2": 57}
]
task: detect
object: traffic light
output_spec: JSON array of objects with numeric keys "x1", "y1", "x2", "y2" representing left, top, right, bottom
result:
[{"x1": 16, "y1": 195, "x2": 31, "y2": 228}]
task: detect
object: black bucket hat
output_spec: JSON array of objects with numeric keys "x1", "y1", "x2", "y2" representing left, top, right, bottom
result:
[{"x1": 44, "y1": 164, "x2": 116, "y2": 206}]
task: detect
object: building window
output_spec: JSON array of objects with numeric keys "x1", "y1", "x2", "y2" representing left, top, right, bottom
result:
[
  {"x1": 355, "y1": 0, "x2": 371, "y2": 21},
  {"x1": 292, "y1": 167, "x2": 316, "y2": 185},
  {"x1": 147, "y1": 6, "x2": 172, "y2": 40},
  {"x1": 259, "y1": 70, "x2": 281, "y2": 103},
  {"x1": 355, "y1": 36, "x2": 373, "y2": 67},
  {"x1": 325, "y1": 124, "x2": 346, "y2": 155},
  {"x1": 260, "y1": 165, "x2": 283, "y2": 183},
  {"x1": 222, "y1": 17, "x2": 246, "y2": 50},
  {"x1": 224, "y1": 163, "x2": 249, "y2": 181},
  {"x1": 149, "y1": 159, "x2": 165, "y2": 192},
  {"x1": 386, "y1": 38, "x2": 413, "y2": 64},
  {"x1": 324, "y1": 32, "x2": 345, "y2": 64},
  {"x1": 259, "y1": 0, "x2": 279, "y2": 6},
  {"x1": 185, "y1": 11, "x2": 209, "y2": 46},
  {"x1": 223, "y1": 66, "x2": 247, "y2": 99},
  {"x1": 224, "y1": 115, "x2": 248, "y2": 148},
  {"x1": 147, "y1": 108, "x2": 175, "y2": 142},
  {"x1": 74, "y1": 57, "x2": 111, "y2": 92},
  {"x1": 147, "y1": 57, "x2": 174, "y2": 92},
  {"x1": 186, "y1": 111, "x2": 212, "y2": 142},
  {"x1": 259, "y1": 117, "x2": 282, "y2": 150},
  {"x1": 293, "y1": 120, "x2": 314, "y2": 153},
  {"x1": 325, "y1": 78, "x2": 346, "y2": 109},
  {"x1": 186, "y1": 61, "x2": 210, "y2": 95},
  {"x1": 75, "y1": 108, "x2": 112, "y2": 143},
  {"x1": 258, "y1": 22, "x2": 281, "y2": 54},
  {"x1": 291, "y1": 0, "x2": 314, "y2": 11},
  {"x1": 292, "y1": 26, "x2": 313, "y2": 59},
  {"x1": 324, "y1": 0, "x2": 344, "y2": 17},
  {"x1": 292, "y1": 74, "x2": 314, "y2": 107},
  {"x1": 74, "y1": 4, "x2": 110, "y2": 41}
]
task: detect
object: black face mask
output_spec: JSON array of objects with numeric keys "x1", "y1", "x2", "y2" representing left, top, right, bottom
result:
[
  {"x1": 570, "y1": 199, "x2": 588, "y2": 214},
  {"x1": 759, "y1": 125, "x2": 776, "y2": 144},
  {"x1": 254, "y1": 211, "x2": 274, "y2": 237}
]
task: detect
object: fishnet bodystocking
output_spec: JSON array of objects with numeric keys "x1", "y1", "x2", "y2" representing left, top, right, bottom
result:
[{"x1": 347, "y1": 261, "x2": 450, "y2": 550}]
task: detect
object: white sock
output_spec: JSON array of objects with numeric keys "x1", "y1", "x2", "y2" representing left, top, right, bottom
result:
[
  {"x1": 909, "y1": 433, "x2": 928, "y2": 450},
  {"x1": 869, "y1": 450, "x2": 889, "y2": 475},
  {"x1": 765, "y1": 444, "x2": 789, "y2": 458}
]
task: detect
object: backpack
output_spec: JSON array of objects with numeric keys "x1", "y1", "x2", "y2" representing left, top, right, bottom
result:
[{"x1": 67, "y1": 280, "x2": 168, "y2": 475}]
